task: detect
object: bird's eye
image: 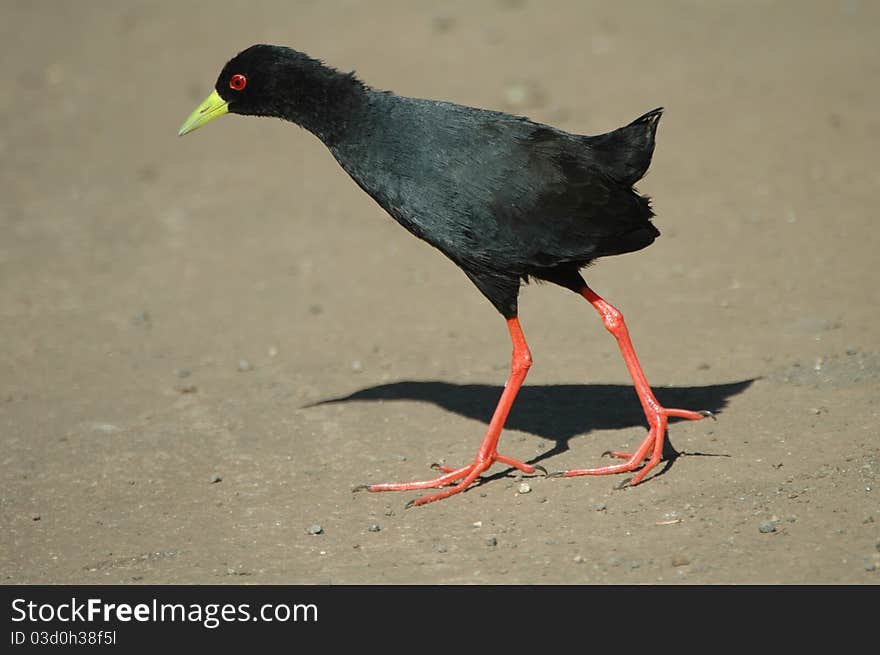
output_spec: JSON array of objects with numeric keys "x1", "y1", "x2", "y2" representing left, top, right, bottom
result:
[{"x1": 229, "y1": 74, "x2": 247, "y2": 91}]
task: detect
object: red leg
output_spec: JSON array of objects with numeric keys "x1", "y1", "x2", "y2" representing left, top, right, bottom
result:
[
  {"x1": 559, "y1": 285, "x2": 712, "y2": 485},
  {"x1": 358, "y1": 317, "x2": 540, "y2": 507}
]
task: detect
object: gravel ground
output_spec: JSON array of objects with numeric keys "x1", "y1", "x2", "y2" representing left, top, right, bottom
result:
[{"x1": 1, "y1": 0, "x2": 878, "y2": 584}]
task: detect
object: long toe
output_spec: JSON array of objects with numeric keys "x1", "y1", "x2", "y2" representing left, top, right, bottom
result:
[{"x1": 363, "y1": 449, "x2": 539, "y2": 505}]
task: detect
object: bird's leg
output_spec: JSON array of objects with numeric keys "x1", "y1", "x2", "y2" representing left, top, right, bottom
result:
[
  {"x1": 359, "y1": 317, "x2": 540, "y2": 507},
  {"x1": 558, "y1": 285, "x2": 711, "y2": 485}
]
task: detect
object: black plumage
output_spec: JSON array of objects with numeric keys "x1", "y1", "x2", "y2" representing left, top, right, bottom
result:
[
  {"x1": 208, "y1": 46, "x2": 658, "y2": 317},
  {"x1": 180, "y1": 45, "x2": 710, "y2": 506}
]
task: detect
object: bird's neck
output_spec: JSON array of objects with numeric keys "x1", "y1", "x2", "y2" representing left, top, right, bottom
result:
[{"x1": 277, "y1": 64, "x2": 367, "y2": 146}]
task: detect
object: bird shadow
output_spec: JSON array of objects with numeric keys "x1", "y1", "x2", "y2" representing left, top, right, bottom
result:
[{"x1": 307, "y1": 378, "x2": 754, "y2": 483}]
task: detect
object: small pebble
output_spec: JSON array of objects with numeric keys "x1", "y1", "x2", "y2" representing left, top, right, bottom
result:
[
  {"x1": 846, "y1": 346, "x2": 859, "y2": 356},
  {"x1": 31, "y1": 514, "x2": 41, "y2": 521},
  {"x1": 758, "y1": 521, "x2": 777, "y2": 534},
  {"x1": 503, "y1": 80, "x2": 546, "y2": 110},
  {"x1": 174, "y1": 368, "x2": 191, "y2": 378},
  {"x1": 209, "y1": 474, "x2": 222, "y2": 484},
  {"x1": 517, "y1": 482, "x2": 531, "y2": 494},
  {"x1": 671, "y1": 554, "x2": 691, "y2": 567},
  {"x1": 595, "y1": 503, "x2": 607, "y2": 512},
  {"x1": 486, "y1": 536, "x2": 498, "y2": 547},
  {"x1": 351, "y1": 360, "x2": 363, "y2": 372},
  {"x1": 504, "y1": 82, "x2": 529, "y2": 108},
  {"x1": 435, "y1": 544, "x2": 447, "y2": 553},
  {"x1": 573, "y1": 555, "x2": 585, "y2": 564},
  {"x1": 132, "y1": 311, "x2": 151, "y2": 326},
  {"x1": 174, "y1": 384, "x2": 197, "y2": 394},
  {"x1": 237, "y1": 359, "x2": 253, "y2": 372},
  {"x1": 93, "y1": 424, "x2": 119, "y2": 433},
  {"x1": 368, "y1": 524, "x2": 381, "y2": 532},
  {"x1": 268, "y1": 346, "x2": 279, "y2": 357},
  {"x1": 307, "y1": 524, "x2": 323, "y2": 535}
]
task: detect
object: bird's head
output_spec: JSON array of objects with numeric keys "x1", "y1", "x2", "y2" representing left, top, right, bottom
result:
[{"x1": 178, "y1": 44, "x2": 363, "y2": 139}]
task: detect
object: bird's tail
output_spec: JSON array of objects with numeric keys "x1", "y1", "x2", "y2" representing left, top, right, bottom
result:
[{"x1": 584, "y1": 107, "x2": 663, "y2": 186}]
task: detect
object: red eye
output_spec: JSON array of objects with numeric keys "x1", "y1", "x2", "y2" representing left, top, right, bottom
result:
[{"x1": 229, "y1": 74, "x2": 247, "y2": 91}]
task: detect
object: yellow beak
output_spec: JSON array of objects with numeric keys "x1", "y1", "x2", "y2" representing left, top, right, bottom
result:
[{"x1": 178, "y1": 90, "x2": 229, "y2": 136}]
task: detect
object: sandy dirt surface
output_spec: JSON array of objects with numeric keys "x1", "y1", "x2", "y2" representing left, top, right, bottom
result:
[{"x1": 2, "y1": 1, "x2": 878, "y2": 585}]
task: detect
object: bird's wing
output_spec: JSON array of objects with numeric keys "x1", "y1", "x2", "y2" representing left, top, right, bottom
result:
[{"x1": 481, "y1": 125, "x2": 658, "y2": 268}]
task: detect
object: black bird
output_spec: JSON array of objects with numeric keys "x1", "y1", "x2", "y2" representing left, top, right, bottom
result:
[{"x1": 179, "y1": 45, "x2": 711, "y2": 506}]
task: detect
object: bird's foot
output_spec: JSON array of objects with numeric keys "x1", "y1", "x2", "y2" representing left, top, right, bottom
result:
[
  {"x1": 354, "y1": 453, "x2": 544, "y2": 507},
  {"x1": 554, "y1": 407, "x2": 712, "y2": 485}
]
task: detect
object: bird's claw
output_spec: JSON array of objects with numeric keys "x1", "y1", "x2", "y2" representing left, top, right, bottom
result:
[
  {"x1": 352, "y1": 484, "x2": 370, "y2": 493},
  {"x1": 699, "y1": 410, "x2": 717, "y2": 421},
  {"x1": 614, "y1": 477, "x2": 633, "y2": 490}
]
